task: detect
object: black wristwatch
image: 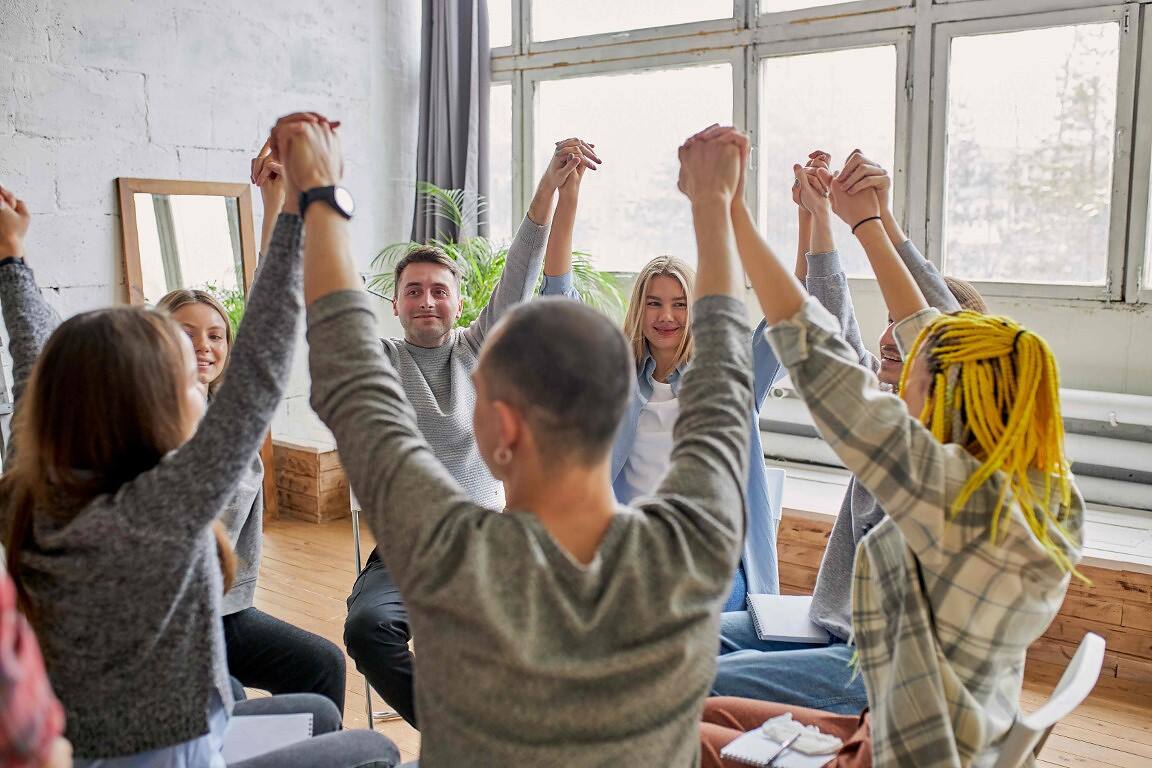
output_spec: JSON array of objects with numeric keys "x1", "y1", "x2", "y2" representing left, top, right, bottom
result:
[{"x1": 299, "y1": 186, "x2": 355, "y2": 219}]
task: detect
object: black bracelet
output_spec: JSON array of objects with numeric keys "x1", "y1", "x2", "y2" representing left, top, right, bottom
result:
[
  {"x1": 0, "y1": 256, "x2": 23, "y2": 268},
  {"x1": 851, "y1": 216, "x2": 882, "y2": 235}
]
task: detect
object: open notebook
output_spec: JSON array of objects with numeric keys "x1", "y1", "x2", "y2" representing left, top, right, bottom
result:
[
  {"x1": 222, "y1": 713, "x2": 313, "y2": 763},
  {"x1": 720, "y1": 729, "x2": 835, "y2": 768},
  {"x1": 747, "y1": 594, "x2": 830, "y2": 644}
]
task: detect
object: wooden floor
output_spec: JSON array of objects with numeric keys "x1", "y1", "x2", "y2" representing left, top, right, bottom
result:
[{"x1": 255, "y1": 517, "x2": 1152, "y2": 766}]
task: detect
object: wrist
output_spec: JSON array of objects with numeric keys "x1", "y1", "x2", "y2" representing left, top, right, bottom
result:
[
  {"x1": 0, "y1": 239, "x2": 24, "y2": 259},
  {"x1": 281, "y1": 192, "x2": 300, "y2": 215},
  {"x1": 690, "y1": 193, "x2": 732, "y2": 212},
  {"x1": 853, "y1": 217, "x2": 886, "y2": 243}
]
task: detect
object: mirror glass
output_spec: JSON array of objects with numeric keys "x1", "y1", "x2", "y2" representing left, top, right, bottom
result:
[{"x1": 133, "y1": 192, "x2": 245, "y2": 305}]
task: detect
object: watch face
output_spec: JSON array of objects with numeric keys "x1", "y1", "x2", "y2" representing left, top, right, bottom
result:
[{"x1": 334, "y1": 187, "x2": 356, "y2": 216}]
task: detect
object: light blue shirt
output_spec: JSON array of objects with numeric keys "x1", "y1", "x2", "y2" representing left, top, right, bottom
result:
[{"x1": 541, "y1": 273, "x2": 785, "y2": 596}]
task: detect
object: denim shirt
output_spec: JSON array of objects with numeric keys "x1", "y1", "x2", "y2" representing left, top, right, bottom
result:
[{"x1": 541, "y1": 273, "x2": 785, "y2": 596}]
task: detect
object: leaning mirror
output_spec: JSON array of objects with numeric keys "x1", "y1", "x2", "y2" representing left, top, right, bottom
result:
[{"x1": 116, "y1": 177, "x2": 275, "y2": 516}]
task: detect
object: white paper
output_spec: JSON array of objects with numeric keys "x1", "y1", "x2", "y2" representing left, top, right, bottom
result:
[
  {"x1": 747, "y1": 594, "x2": 830, "y2": 644},
  {"x1": 221, "y1": 713, "x2": 313, "y2": 763},
  {"x1": 720, "y1": 729, "x2": 835, "y2": 768}
]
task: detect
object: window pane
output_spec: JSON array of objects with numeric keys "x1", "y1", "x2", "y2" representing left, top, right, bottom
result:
[
  {"x1": 944, "y1": 24, "x2": 1119, "y2": 284},
  {"x1": 535, "y1": 64, "x2": 733, "y2": 272},
  {"x1": 759, "y1": 46, "x2": 898, "y2": 277},
  {"x1": 488, "y1": 82, "x2": 513, "y2": 245},
  {"x1": 489, "y1": 0, "x2": 512, "y2": 48},
  {"x1": 532, "y1": 0, "x2": 731, "y2": 42}
]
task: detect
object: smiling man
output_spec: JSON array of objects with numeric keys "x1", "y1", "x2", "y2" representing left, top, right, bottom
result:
[{"x1": 343, "y1": 137, "x2": 600, "y2": 728}]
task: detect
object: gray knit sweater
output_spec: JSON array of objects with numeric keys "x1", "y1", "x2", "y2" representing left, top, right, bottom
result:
[
  {"x1": 805, "y1": 240, "x2": 961, "y2": 641},
  {"x1": 309, "y1": 291, "x2": 752, "y2": 767},
  {"x1": 0, "y1": 214, "x2": 303, "y2": 757},
  {"x1": 379, "y1": 214, "x2": 548, "y2": 507}
]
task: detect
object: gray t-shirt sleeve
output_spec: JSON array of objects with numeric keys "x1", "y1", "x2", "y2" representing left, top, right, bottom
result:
[
  {"x1": 651, "y1": 295, "x2": 753, "y2": 555},
  {"x1": 804, "y1": 250, "x2": 878, "y2": 372},
  {"x1": 308, "y1": 289, "x2": 480, "y2": 585},
  {"x1": 0, "y1": 261, "x2": 62, "y2": 407},
  {"x1": 461, "y1": 214, "x2": 549, "y2": 349},
  {"x1": 897, "y1": 239, "x2": 962, "y2": 313}
]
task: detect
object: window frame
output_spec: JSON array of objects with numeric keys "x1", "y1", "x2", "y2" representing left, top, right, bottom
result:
[
  {"x1": 927, "y1": 5, "x2": 1138, "y2": 302},
  {"x1": 492, "y1": 0, "x2": 1152, "y2": 304}
]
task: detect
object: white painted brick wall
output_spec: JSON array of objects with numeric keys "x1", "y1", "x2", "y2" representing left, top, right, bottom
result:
[{"x1": 0, "y1": 0, "x2": 420, "y2": 443}]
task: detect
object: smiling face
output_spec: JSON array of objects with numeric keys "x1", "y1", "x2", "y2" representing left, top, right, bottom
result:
[
  {"x1": 641, "y1": 275, "x2": 689, "y2": 356},
  {"x1": 877, "y1": 316, "x2": 903, "y2": 387},
  {"x1": 395, "y1": 262, "x2": 462, "y2": 348},
  {"x1": 170, "y1": 301, "x2": 230, "y2": 386}
]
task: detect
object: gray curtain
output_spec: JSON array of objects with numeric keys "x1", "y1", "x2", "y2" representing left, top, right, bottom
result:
[{"x1": 411, "y1": 0, "x2": 490, "y2": 243}]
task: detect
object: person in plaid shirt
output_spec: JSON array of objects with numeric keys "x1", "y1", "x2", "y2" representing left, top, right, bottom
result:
[
  {"x1": 695, "y1": 129, "x2": 1083, "y2": 767},
  {"x1": 1, "y1": 564, "x2": 70, "y2": 768}
]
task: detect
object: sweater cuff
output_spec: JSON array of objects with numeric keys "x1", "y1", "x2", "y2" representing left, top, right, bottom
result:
[
  {"x1": 512, "y1": 213, "x2": 550, "y2": 252},
  {"x1": 765, "y1": 296, "x2": 844, "y2": 368},
  {"x1": 805, "y1": 250, "x2": 844, "y2": 279},
  {"x1": 540, "y1": 271, "x2": 574, "y2": 296}
]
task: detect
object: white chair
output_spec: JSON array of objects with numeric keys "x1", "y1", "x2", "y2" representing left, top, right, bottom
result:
[
  {"x1": 992, "y1": 632, "x2": 1106, "y2": 767},
  {"x1": 350, "y1": 503, "x2": 402, "y2": 729}
]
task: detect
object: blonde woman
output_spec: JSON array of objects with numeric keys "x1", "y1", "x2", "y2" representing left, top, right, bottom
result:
[{"x1": 540, "y1": 144, "x2": 786, "y2": 608}]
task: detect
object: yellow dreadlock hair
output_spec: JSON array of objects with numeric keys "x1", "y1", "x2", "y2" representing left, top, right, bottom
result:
[{"x1": 899, "y1": 311, "x2": 1078, "y2": 574}]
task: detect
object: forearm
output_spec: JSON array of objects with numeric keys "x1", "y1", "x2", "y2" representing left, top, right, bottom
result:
[
  {"x1": 259, "y1": 192, "x2": 284, "y2": 254},
  {"x1": 525, "y1": 178, "x2": 557, "y2": 227},
  {"x1": 795, "y1": 209, "x2": 811, "y2": 282},
  {"x1": 302, "y1": 206, "x2": 357, "y2": 305},
  {"x1": 692, "y1": 198, "x2": 742, "y2": 299},
  {"x1": 879, "y1": 206, "x2": 907, "y2": 249},
  {"x1": 543, "y1": 187, "x2": 578, "y2": 277},
  {"x1": 0, "y1": 261, "x2": 61, "y2": 404},
  {"x1": 809, "y1": 210, "x2": 836, "y2": 256},
  {"x1": 854, "y1": 221, "x2": 928, "y2": 322},
  {"x1": 728, "y1": 207, "x2": 806, "y2": 325}
]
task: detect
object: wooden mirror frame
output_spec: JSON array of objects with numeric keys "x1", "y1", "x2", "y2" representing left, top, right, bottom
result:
[{"x1": 116, "y1": 177, "x2": 278, "y2": 520}]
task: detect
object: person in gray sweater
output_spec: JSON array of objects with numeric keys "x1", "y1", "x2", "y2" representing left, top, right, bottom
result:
[
  {"x1": 282, "y1": 112, "x2": 753, "y2": 766},
  {"x1": 0, "y1": 164, "x2": 396, "y2": 766},
  {"x1": 152, "y1": 149, "x2": 346, "y2": 712},
  {"x1": 343, "y1": 137, "x2": 594, "y2": 726},
  {"x1": 711, "y1": 150, "x2": 987, "y2": 713}
]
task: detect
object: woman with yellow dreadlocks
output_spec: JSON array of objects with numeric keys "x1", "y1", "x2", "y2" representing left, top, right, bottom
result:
[{"x1": 692, "y1": 130, "x2": 1083, "y2": 768}]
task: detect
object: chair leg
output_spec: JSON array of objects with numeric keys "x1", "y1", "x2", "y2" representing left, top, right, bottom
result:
[{"x1": 352, "y1": 504, "x2": 404, "y2": 726}]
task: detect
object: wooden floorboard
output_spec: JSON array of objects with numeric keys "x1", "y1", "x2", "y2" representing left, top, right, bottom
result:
[{"x1": 254, "y1": 517, "x2": 1152, "y2": 765}]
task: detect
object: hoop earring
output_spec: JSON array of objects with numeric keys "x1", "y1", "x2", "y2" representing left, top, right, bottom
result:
[{"x1": 494, "y1": 446, "x2": 512, "y2": 466}]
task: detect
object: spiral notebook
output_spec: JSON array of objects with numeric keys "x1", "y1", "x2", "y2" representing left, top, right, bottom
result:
[
  {"x1": 746, "y1": 594, "x2": 830, "y2": 644},
  {"x1": 720, "y1": 729, "x2": 835, "y2": 768},
  {"x1": 222, "y1": 713, "x2": 314, "y2": 763}
]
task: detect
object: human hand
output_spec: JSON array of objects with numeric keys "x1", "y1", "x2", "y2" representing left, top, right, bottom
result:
[
  {"x1": 792, "y1": 150, "x2": 830, "y2": 209},
  {"x1": 555, "y1": 138, "x2": 600, "y2": 196},
  {"x1": 826, "y1": 165, "x2": 881, "y2": 233},
  {"x1": 793, "y1": 163, "x2": 831, "y2": 219},
  {"x1": 0, "y1": 184, "x2": 30, "y2": 258},
  {"x1": 838, "y1": 149, "x2": 891, "y2": 213},
  {"x1": 271, "y1": 112, "x2": 343, "y2": 193},
  {"x1": 677, "y1": 125, "x2": 743, "y2": 205},
  {"x1": 251, "y1": 138, "x2": 286, "y2": 207}
]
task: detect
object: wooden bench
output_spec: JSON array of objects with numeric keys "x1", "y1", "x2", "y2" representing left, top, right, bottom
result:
[{"x1": 272, "y1": 438, "x2": 351, "y2": 524}]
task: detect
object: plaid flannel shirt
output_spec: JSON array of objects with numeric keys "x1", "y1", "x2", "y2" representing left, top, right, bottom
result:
[
  {"x1": 766, "y1": 298, "x2": 1083, "y2": 768},
  {"x1": 1, "y1": 568, "x2": 64, "y2": 767}
]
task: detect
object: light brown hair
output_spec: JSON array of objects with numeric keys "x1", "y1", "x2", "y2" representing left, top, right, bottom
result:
[
  {"x1": 156, "y1": 289, "x2": 234, "y2": 396},
  {"x1": 621, "y1": 256, "x2": 696, "y2": 370},
  {"x1": 2, "y1": 308, "x2": 235, "y2": 616}
]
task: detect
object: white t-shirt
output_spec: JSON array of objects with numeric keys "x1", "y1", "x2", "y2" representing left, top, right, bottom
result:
[{"x1": 620, "y1": 380, "x2": 680, "y2": 503}]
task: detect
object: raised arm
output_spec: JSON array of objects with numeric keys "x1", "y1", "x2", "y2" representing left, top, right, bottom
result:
[
  {"x1": 651, "y1": 127, "x2": 753, "y2": 545},
  {"x1": 837, "y1": 151, "x2": 960, "y2": 313},
  {"x1": 290, "y1": 119, "x2": 476, "y2": 584},
  {"x1": 463, "y1": 140, "x2": 598, "y2": 346},
  {"x1": 251, "y1": 138, "x2": 294, "y2": 255},
  {"x1": 0, "y1": 186, "x2": 60, "y2": 409}
]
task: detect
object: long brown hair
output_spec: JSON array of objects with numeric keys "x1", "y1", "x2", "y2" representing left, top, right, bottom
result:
[
  {"x1": 155, "y1": 289, "x2": 234, "y2": 396},
  {"x1": 2, "y1": 307, "x2": 235, "y2": 616},
  {"x1": 621, "y1": 256, "x2": 696, "y2": 370}
]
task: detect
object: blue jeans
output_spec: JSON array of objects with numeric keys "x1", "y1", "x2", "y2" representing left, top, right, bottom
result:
[{"x1": 711, "y1": 611, "x2": 868, "y2": 715}]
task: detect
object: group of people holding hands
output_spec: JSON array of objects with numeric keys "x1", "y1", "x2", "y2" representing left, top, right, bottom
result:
[{"x1": 0, "y1": 109, "x2": 1081, "y2": 768}]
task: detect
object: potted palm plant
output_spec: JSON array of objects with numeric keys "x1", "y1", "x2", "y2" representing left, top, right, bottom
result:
[{"x1": 369, "y1": 182, "x2": 624, "y2": 325}]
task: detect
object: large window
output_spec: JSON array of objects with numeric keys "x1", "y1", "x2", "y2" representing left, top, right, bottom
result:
[
  {"x1": 942, "y1": 23, "x2": 1120, "y2": 285},
  {"x1": 534, "y1": 64, "x2": 733, "y2": 271},
  {"x1": 488, "y1": 81, "x2": 513, "y2": 244},
  {"x1": 492, "y1": 1, "x2": 1143, "y2": 302}
]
